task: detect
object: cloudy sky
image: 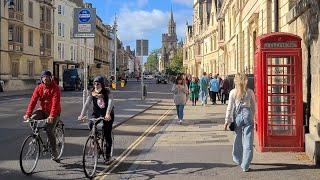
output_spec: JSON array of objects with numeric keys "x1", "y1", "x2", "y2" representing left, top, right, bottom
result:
[{"x1": 85, "y1": 0, "x2": 194, "y2": 53}]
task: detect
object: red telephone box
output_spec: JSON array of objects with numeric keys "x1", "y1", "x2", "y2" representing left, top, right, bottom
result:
[{"x1": 254, "y1": 32, "x2": 304, "y2": 152}]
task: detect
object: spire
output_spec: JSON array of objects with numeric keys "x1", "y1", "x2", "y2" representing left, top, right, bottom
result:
[
  {"x1": 168, "y1": 4, "x2": 176, "y2": 36},
  {"x1": 170, "y1": 5, "x2": 174, "y2": 22}
]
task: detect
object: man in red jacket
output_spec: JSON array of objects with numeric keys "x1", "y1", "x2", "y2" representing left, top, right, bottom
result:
[{"x1": 23, "y1": 70, "x2": 61, "y2": 161}]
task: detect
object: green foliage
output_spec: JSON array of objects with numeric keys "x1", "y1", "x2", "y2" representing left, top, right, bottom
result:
[
  {"x1": 166, "y1": 49, "x2": 183, "y2": 75},
  {"x1": 146, "y1": 49, "x2": 160, "y2": 72}
]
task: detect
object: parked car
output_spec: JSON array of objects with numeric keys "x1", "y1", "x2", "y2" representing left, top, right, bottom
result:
[
  {"x1": 156, "y1": 76, "x2": 168, "y2": 84},
  {"x1": 143, "y1": 75, "x2": 154, "y2": 80},
  {"x1": 63, "y1": 68, "x2": 83, "y2": 91}
]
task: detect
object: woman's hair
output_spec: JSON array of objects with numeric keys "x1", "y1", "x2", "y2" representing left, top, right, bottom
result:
[
  {"x1": 234, "y1": 73, "x2": 248, "y2": 100},
  {"x1": 175, "y1": 75, "x2": 184, "y2": 85}
]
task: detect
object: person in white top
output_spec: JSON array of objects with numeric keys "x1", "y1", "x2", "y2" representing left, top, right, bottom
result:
[{"x1": 224, "y1": 73, "x2": 256, "y2": 172}]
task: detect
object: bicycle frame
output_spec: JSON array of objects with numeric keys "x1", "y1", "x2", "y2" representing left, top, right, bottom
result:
[
  {"x1": 27, "y1": 119, "x2": 51, "y2": 154},
  {"x1": 89, "y1": 118, "x2": 106, "y2": 158}
]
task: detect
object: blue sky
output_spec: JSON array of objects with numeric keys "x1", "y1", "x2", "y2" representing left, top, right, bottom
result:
[{"x1": 85, "y1": 0, "x2": 194, "y2": 53}]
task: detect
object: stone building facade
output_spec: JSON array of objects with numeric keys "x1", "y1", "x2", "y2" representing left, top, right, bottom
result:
[
  {"x1": 160, "y1": 8, "x2": 178, "y2": 72},
  {"x1": 91, "y1": 16, "x2": 109, "y2": 79},
  {"x1": 0, "y1": 0, "x2": 54, "y2": 90},
  {"x1": 183, "y1": 0, "x2": 320, "y2": 164},
  {"x1": 53, "y1": 0, "x2": 94, "y2": 86}
]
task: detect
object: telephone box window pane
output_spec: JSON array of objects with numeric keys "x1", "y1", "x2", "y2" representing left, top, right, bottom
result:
[
  {"x1": 268, "y1": 125, "x2": 296, "y2": 136},
  {"x1": 268, "y1": 115, "x2": 296, "y2": 136}
]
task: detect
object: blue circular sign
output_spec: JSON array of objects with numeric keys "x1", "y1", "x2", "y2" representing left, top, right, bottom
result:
[{"x1": 78, "y1": 9, "x2": 91, "y2": 23}]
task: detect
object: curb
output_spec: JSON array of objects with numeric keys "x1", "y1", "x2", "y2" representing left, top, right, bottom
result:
[
  {"x1": 0, "y1": 91, "x2": 33, "y2": 98},
  {"x1": 65, "y1": 100, "x2": 162, "y2": 131}
]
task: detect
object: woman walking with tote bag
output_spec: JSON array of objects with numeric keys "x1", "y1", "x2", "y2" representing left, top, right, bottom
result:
[
  {"x1": 224, "y1": 73, "x2": 256, "y2": 172},
  {"x1": 172, "y1": 75, "x2": 189, "y2": 124}
]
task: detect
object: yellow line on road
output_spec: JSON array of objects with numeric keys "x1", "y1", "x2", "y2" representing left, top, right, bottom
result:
[{"x1": 96, "y1": 106, "x2": 174, "y2": 179}]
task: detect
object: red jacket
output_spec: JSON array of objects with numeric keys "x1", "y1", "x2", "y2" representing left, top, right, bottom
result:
[{"x1": 26, "y1": 82, "x2": 61, "y2": 118}]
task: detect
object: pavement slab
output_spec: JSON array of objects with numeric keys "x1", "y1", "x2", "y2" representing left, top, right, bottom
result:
[{"x1": 116, "y1": 103, "x2": 319, "y2": 180}]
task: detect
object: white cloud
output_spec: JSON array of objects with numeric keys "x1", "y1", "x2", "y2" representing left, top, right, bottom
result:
[
  {"x1": 114, "y1": 7, "x2": 193, "y2": 50},
  {"x1": 172, "y1": 0, "x2": 194, "y2": 7},
  {"x1": 117, "y1": 8, "x2": 167, "y2": 43}
]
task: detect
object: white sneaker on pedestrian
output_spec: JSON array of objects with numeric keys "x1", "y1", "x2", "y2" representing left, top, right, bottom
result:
[{"x1": 178, "y1": 119, "x2": 182, "y2": 124}]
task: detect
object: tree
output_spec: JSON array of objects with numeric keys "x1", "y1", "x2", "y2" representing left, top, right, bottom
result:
[
  {"x1": 146, "y1": 49, "x2": 160, "y2": 72},
  {"x1": 165, "y1": 48, "x2": 183, "y2": 75}
]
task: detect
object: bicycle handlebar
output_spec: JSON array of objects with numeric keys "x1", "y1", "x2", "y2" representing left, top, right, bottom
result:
[
  {"x1": 24, "y1": 118, "x2": 48, "y2": 123},
  {"x1": 89, "y1": 117, "x2": 105, "y2": 121}
]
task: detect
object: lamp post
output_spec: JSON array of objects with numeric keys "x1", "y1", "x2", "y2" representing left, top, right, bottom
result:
[
  {"x1": 113, "y1": 15, "x2": 117, "y2": 89},
  {"x1": 0, "y1": 0, "x2": 14, "y2": 92}
]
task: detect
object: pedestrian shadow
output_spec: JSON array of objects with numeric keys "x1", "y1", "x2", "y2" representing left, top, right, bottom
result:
[
  {"x1": 250, "y1": 163, "x2": 318, "y2": 172},
  {"x1": 115, "y1": 160, "x2": 236, "y2": 179}
]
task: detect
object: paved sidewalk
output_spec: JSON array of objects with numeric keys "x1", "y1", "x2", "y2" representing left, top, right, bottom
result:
[{"x1": 118, "y1": 103, "x2": 318, "y2": 180}]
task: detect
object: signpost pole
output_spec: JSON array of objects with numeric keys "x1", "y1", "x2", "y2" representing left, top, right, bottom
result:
[
  {"x1": 74, "y1": 7, "x2": 96, "y2": 118},
  {"x1": 141, "y1": 39, "x2": 144, "y2": 100},
  {"x1": 83, "y1": 38, "x2": 88, "y2": 109},
  {"x1": 114, "y1": 16, "x2": 117, "y2": 89}
]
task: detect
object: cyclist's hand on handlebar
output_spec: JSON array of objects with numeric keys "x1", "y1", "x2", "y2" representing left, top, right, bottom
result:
[
  {"x1": 47, "y1": 116, "x2": 54, "y2": 124},
  {"x1": 78, "y1": 115, "x2": 86, "y2": 122},
  {"x1": 23, "y1": 115, "x2": 29, "y2": 121},
  {"x1": 104, "y1": 114, "x2": 111, "y2": 121}
]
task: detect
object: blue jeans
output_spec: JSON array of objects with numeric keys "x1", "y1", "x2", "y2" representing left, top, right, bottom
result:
[
  {"x1": 199, "y1": 90, "x2": 208, "y2": 104},
  {"x1": 232, "y1": 107, "x2": 254, "y2": 171},
  {"x1": 176, "y1": 105, "x2": 184, "y2": 120}
]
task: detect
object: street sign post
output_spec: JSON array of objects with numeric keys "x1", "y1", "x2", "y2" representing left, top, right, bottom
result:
[
  {"x1": 73, "y1": 8, "x2": 96, "y2": 38},
  {"x1": 73, "y1": 8, "x2": 96, "y2": 113},
  {"x1": 136, "y1": 40, "x2": 149, "y2": 100}
]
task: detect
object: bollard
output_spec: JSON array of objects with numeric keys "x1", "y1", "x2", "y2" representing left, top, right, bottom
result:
[{"x1": 143, "y1": 84, "x2": 147, "y2": 98}]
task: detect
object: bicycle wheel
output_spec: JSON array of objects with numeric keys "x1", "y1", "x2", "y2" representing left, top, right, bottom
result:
[
  {"x1": 19, "y1": 135, "x2": 40, "y2": 175},
  {"x1": 83, "y1": 136, "x2": 98, "y2": 178},
  {"x1": 110, "y1": 132, "x2": 114, "y2": 157},
  {"x1": 55, "y1": 121, "x2": 65, "y2": 159}
]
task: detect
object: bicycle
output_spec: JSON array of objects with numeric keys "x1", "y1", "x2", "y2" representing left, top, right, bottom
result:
[
  {"x1": 82, "y1": 117, "x2": 114, "y2": 178},
  {"x1": 19, "y1": 118, "x2": 65, "y2": 175}
]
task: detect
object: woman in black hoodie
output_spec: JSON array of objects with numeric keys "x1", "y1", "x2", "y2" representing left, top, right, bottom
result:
[{"x1": 78, "y1": 76, "x2": 114, "y2": 163}]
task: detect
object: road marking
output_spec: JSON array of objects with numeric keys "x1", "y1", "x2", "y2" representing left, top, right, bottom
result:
[
  {"x1": 96, "y1": 106, "x2": 174, "y2": 179},
  {"x1": 0, "y1": 113, "x2": 16, "y2": 117}
]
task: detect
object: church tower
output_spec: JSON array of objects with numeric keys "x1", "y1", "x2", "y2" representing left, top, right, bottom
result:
[{"x1": 160, "y1": 6, "x2": 178, "y2": 72}]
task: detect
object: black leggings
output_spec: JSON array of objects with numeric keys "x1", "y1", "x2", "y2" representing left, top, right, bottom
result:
[{"x1": 103, "y1": 112, "x2": 114, "y2": 157}]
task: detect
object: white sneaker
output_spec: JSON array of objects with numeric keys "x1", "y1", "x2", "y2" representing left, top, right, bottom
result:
[{"x1": 178, "y1": 119, "x2": 182, "y2": 124}]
